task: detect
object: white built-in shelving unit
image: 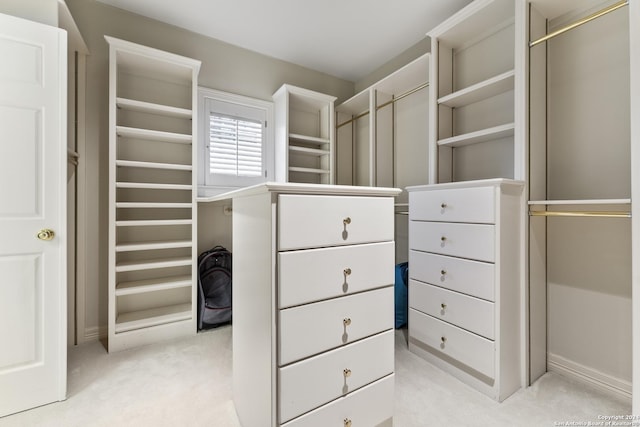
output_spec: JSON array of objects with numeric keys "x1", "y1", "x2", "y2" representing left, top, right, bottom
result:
[
  {"x1": 106, "y1": 36, "x2": 201, "y2": 352},
  {"x1": 273, "y1": 84, "x2": 336, "y2": 185},
  {"x1": 335, "y1": 53, "x2": 430, "y2": 194},
  {"x1": 428, "y1": 0, "x2": 523, "y2": 183}
]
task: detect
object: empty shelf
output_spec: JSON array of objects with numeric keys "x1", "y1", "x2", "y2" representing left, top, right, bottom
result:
[
  {"x1": 289, "y1": 145, "x2": 330, "y2": 156},
  {"x1": 289, "y1": 133, "x2": 330, "y2": 145},
  {"x1": 115, "y1": 275, "x2": 192, "y2": 296},
  {"x1": 116, "y1": 97, "x2": 193, "y2": 119},
  {"x1": 116, "y1": 182, "x2": 192, "y2": 190},
  {"x1": 115, "y1": 256, "x2": 192, "y2": 272},
  {"x1": 114, "y1": 303, "x2": 192, "y2": 333},
  {"x1": 438, "y1": 70, "x2": 515, "y2": 108},
  {"x1": 289, "y1": 166, "x2": 331, "y2": 175},
  {"x1": 115, "y1": 219, "x2": 193, "y2": 227},
  {"x1": 116, "y1": 126, "x2": 192, "y2": 144},
  {"x1": 115, "y1": 240, "x2": 192, "y2": 252},
  {"x1": 116, "y1": 202, "x2": 193, "y2": 209},
  {"x1": 528, "y1": 199, "x2": 631, "y2": 206},
  {"x1": 116, "y1": 159, "x2": 193, "y2": 171},
  {"x1": 437, "y1": 123, "x2": 515, "y2": 148}
]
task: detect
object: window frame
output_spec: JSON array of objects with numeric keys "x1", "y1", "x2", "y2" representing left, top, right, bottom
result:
[{"x1": 198, "y1": 87, "x2": 274, "y2": 195}]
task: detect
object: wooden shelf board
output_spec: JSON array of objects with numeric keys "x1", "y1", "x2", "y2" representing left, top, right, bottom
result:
[
  {"x1": 116, "y1": 159, "x2": 192, "y2": 171},
  {"x1": 438, "y1": 70, "x2": 514, "y2": 108},
  {"x1": 116, "y1": 202, "x2": 192, "y2": 209},
  {"x1": 288, "y1": 166, "x2": 331, "y2": 175},
  {"x1": 115, "y1": 256, "x2": 192, "y2": 272},
  {"x1": 116, "y1": 126, "x2": 192, "y2": 144},
  {"x1": 115, "y1": 275, "x2": 192, "y2": 296},
  {"x1": 289, "y1": 133, "x2": 330, "y2": 145},
  {"x1": 288, "y1": 145, "x2": 330, "y2": 156},
  {"x1": 437, "y1": 123, "x2": 515, "y2": 148},
  {"x1": 116, "y1": 182, "x2": 192, "y2": 190},
  {"x1": 115, "y1": 219, "x2": 193, "y2": 227},
  {"x1": 115, "y1": 303, "x2": 192, "y2": 333},
  {"x1": 115, "y1": 239, "x2": 192, "y2": 252},
  {"x1": 116, "y1": 97, "x2": 192, "y2": 119}
]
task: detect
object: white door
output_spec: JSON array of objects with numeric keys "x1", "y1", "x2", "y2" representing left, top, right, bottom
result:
[{"x1": 0, "y1": 13, "x2": 67, "y2": 417}]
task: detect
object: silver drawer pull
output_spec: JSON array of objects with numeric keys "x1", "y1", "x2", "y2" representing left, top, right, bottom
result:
[
  {"x1": 344, "y1": 419, "x2": 352, "y2": 427},
  {"x1": 441, "y1": 336, "x2": 447, "y2": 344},
  {"x1": 343, "y1": 217, "x2": 351, "y2": 225},
  {"x1": 440, "y1": 236, "x2": 447, "y2": 242},
  {"x1": 440, "y1": 269, "x2": 447, "y2": 276},
  {"x1": 343, "y1": 318, "x2": 351, "y2": 326},
  {"x1": 441, "y1": 202, "x2": 447, "y2": 209},
  {"x1": 441, "y1": 303, "x2": 447, "y2": 310},
  {"x1": 344, "y1": 267, "x2": 352, "y2": 276},
  {"x1": 343, "y1": 368, "x2": 352, "y2": 378}
]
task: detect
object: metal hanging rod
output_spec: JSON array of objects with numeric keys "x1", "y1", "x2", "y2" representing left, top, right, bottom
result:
[
  {"x1": 376, "y1": 82, "x2": 430, "y2": 111},
  {"x1": 335, "y1": 82, "x2": 429, "y2": 129},
  {"x1": 529, "y1": 210, "x2": 631, "y2": 218},
  {"x1": 395, "y1": 211, "x2": 409, "y2": 215},
  {"x1": 336, "y1": 110, "x2": 370, "y2": 129},
  {"x1": 529, "y1": 0, "x2": 628, "y2": 47}
]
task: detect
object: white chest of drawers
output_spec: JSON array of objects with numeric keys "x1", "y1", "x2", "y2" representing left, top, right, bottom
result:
[
  {"x1": 229, "y1": 183, "x2": 400, "y2": 427},
  {"x1": 407, "y1": 179, "x2": 524, "y2": 401}
]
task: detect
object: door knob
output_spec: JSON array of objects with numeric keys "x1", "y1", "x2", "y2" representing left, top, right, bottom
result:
[{"x1": 37, "y1": 229, "x2": 55, "y2": 241}]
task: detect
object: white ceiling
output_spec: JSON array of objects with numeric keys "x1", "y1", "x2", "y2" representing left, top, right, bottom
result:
[{"x1": 96, "y1": 0, "x2": 472, "y2": 82}]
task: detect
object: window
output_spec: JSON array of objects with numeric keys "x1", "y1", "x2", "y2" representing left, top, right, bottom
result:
[{"x1": 198, "y1": 87, "x2": 274, "y2": 192}]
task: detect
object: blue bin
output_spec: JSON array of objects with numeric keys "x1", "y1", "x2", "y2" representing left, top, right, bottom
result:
[{"x1": 394, "y1": 262, "x2": 409, "y2": 328}]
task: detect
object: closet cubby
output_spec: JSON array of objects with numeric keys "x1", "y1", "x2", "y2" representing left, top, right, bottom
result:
[
  {"x1": 526, "y1": 0, "x2": 633, "y2": 400},
  {"x1": 428, "y1": 0, "x2": 519, "y2": 182},
  {"x1": 273, "y1": 84, "x2": 336, "y2": 184},
  {"x1": 335, "y1": 53, "x2": 430, "y2": 196},
  {"x1": 106, "y1": 36, "x2": 201, "y2": 352}
]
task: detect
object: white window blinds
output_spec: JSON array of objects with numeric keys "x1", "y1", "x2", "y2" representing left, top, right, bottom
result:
[{"x1": 209, "y1": 114, "x2": 263, "y2": 177}]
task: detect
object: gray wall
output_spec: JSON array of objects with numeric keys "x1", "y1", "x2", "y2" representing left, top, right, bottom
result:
[
  {"x1": 0, "y1": 0, "x2": 58, "y2": 26},
  {"x1": 65, "y1": 0, "x2": 354, "y2": 339}
]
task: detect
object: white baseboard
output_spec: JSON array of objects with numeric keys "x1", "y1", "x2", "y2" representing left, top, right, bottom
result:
[
  {"x1": 83, "y1": 326, "x2": 107, "y2": 342},
  {"x1": 547, "y1": 352, "x2": 631, "y2": 402}
]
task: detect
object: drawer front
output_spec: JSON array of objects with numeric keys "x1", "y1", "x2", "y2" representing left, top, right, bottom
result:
[
  {"x1": 409, "y1": 250, "x2": 495, "y2": 301},
  {"x1": 279, "y1": 330, "x2": 394, "y2": 424},
  {"x1": 278, "y1": 242, "x2": 395, "y2": 308},
  {"x1": 281, "y1": 374, "x2": 394, "y2": 427},
  {"x1": 409, "y1": 280, "x2": 495, "y2": 340},
  {"x1": 279, "y1": 287, "x2": 393, "y2": 365},
  {"x1": 278, "y1": 195, "x2": 394, "y2": 251},
  {"x1": 409, "y1": 186, "x2": 495, "y2": 223},
  {"x1": 409, "y1": 309, "x2": 495, "y2": 379},
  {"x1": 410, "y1": 221, "x2": 495, "y2": 262}
]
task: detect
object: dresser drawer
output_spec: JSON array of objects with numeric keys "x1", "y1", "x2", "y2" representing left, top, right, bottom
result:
[
  {"x1": 409, "y1": 309, "x2": 495, "y2": 379},
  {"x1": 278, "y1": 195, "x2": 394, "y2": 251},
  {"x1": 409, "y1": 250, "x2": 494, "y2": 301},
  {"x1": 281, "y1": 374, "x2": 394, "y2": 427},
  {"x1": 410, "y1": 221, "x2": 495, "y2": 262},
  {"x1": 279, "y1": 287, "x2": 393, "y2": 365},
  {"x1": 278, "y1": 242, "x2": 394, "y2": 308},
  {"x1": 279, "y1": 330, "x2": 394, "y2": 424},
  {"x1": 409, "y1": 280, "x2": 495, "y2": 340},
  {"x1": 409, "y1": 186, "x2": 495, "y2": 223}
]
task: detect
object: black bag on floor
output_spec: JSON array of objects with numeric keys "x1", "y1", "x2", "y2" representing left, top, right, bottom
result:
[{"x1": 197, "y1": 245, "x2": 232, "y2": 330}]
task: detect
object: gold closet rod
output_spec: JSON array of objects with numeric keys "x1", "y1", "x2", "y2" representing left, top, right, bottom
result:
[
  {"x1": 336, "y1": 82, "x2": 429, "y2": 129},
  {"x1": 529, "y1": 0, "x2": 628, "y2": 47},
  {"x1": 529, "y1": 211, "x2": 631, "y2": 218}
]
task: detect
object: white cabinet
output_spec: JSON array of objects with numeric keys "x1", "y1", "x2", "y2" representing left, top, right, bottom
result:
[
  {"x1": 106, "y1": 36, "x2": 200, "y2": 352},
  {"x1": 407, "y1": 179, "x2": 524, "y2": 401},
  {"x1": 427, "y1": 0, "x2": 525, "y2": 183},
  {"x1": 230, "y1": 183, "x2": 399, "y2": 427},
  {"x1": 273, "y1": 84, "x2": 336, "y2": 185}
]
